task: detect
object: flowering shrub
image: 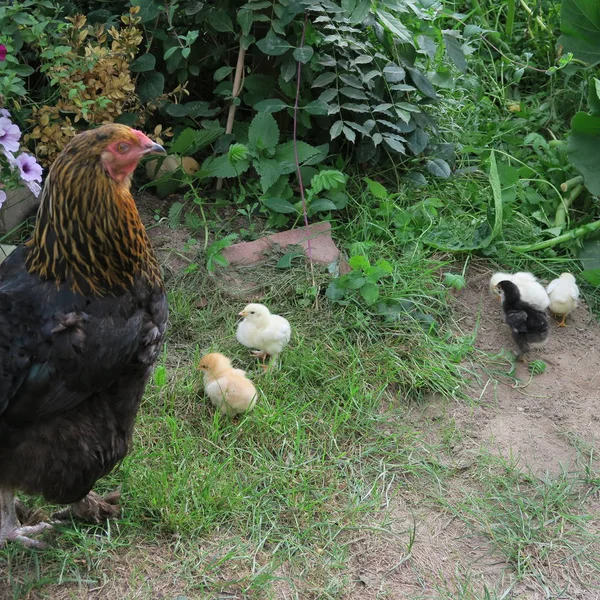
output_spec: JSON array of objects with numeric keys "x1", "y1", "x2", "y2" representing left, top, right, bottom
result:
[{"x1": 0, "y1": 107, "x2": 43, "y2": 209}]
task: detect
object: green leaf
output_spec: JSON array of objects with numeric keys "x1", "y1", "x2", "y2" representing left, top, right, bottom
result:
[
  {"x1": 168, "y1": 201, "x2": 184, "y2": 229},
  {"x1": 589, "y1": 78, "x2": 600, "y2": 116},
  {"x1": 383, "y1": 63, "x2": 406, "y2": 83},
  {"x1": 559, "y1": 0, "x2": 600, "y2": 65},
  {"x1": 276, "y1": 251, "x2": 304, "y2": 268},
  {"x1": 214, "y1": 66, "x2": 234, "y2": 81},
  {"x1": 293, "y1": 46, "x2": 314, "y2": 63},
  {"x1": 256, "y1": 32, "x2": 292, "y2": 56},
  {"x1": 166, "y1": 101, "x2": 220, "y2": 118},
  {"x1": 426, "y1": 158, "x2": 451, "y2": 178},
  {"x1": 309, "y1": 198, "x2": 338, "y2": 213},
  {"x1": 528, "y1": 360, "x2": 547, "y2": 376},
  {"x1": 325, "y1": 280, "x2": 347, "y2": 302},
  {"x1": 304, "y1": 100, "x2": 329, "y2": 115},
  {"x1": 342, "y1": 126, "x2": 356, "y2": 143},
  {"x1": 376, "y1": 9, "x2": 412, "y2": 43},
  {"x1": 208, "y1": 11, "x2": 234, "y2": 32},
  {"x1": 443, "y1": 32, "x2": 467, "y2": 73},
  {"x1": 171, "y1": 127, "x2": 224, "y2": 154},
  {"x1": 312, "y1": 72, "x2": 337, "y2": 87},
  {"x1": 228, "y1": 143, "x2": 249, "y2": 163},
  {"x1": 487, "y1": 150, "x2": 505, "y2": 242},
  {"x1": 360, "y1": 282, "x2": 379, "y2": 305},
  {"x1": 256, "y1": 159, "x2": 283, "y2": 193},
  {"x1": 201, "y1": 155, "x2": 250, "y2": 178},
  {"x1": 364, "y1": 177, "x2": 388, "y2": 199},
  {"x1": 444, "y1": 272, "x2": 466, "y2": 290},
  {"x1": 262, "y1": 197, "x2": 298, "y2": 213},
  {"x1": 274, "y1": 141, "x2": 320, "y2": 173},
  {"x1": 130, "y1": 53, "x2": 156, "y2": 72},
  {"x1": 348, "y1": 255, "x2": 370, "y2": 271},
  {"x1": 248, "y1": 112, "x2": 280, "y2": 151},
  {"x1": 407, "y1": 68, "x2": 437, "y2": 100},
  {"x1": 330, "y1": 120, "x2": 343, "y2": 139},
  {"x1": 254, "y1": 98, "x2": 288, "y2": 113},
  {"x1": 567, "y1": 112, "x2": 600, "y2": 194},
  {"x1": 137, "y1": 71, "x2": 165, "y2": 103},
  {"x1": 131, "y1": 0, "x2": 163, "y2": 22},
  {"x1": 311, "y1": 170, "x2": 346, "y2": 193}
]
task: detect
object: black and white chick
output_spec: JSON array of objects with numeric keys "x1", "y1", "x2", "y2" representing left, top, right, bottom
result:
[{"x1": 496, "y1": 280, "x2": 549, "y2": 361}]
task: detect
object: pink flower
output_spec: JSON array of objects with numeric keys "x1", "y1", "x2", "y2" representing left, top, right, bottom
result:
[
  {"x1": 0, "y1": 117, "x2": 20, "y2": 154},
  {"x1": 14, "y1": 153, "x2": 43, "y2": 183},
  {"x1": 0, "y1": 109, "x2": 10, "y2": 118},
  {"x1": 0, "y1": 45, "x2": 6, "y2": 62},
  {"x1": 0, "y1": 189, "x2": 6, "y2": 208}
]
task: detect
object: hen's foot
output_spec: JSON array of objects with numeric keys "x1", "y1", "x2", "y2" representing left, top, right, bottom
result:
[
  {"x1": 0, "y1": 522, "x2": 54, "y2": 549},
  {"x1": 251, "y1": 350, "x2": 268, "y2": 361},
  {"x1": 52, "y1": 490, "x2": 121, "y2": 524}
]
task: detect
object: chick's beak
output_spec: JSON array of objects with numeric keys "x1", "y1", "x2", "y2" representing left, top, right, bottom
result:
[
  {"x1": 239, "y1": 311, "x2": 247, "y2": 317},
  {"x1": 143, "y1": 141, "x2": 166, "y2": 155}
]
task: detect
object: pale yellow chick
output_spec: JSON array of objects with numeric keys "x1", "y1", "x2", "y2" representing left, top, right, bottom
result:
[
  {"x1": 236, "y1": 303, "x2": 291, "y2": 369},
  {"x1": 489, "y1": 271, "x2": 550, "y2": 311},
  {"x1": 197, "y1": 353, "x2": 257, "y2": 417},
  {"x1": 546, "y1": 272, "x2": 579, "y2": 327}
]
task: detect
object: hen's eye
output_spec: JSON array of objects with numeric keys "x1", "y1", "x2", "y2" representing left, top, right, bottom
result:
[{"x1": 116, "y1": 142, "x2": 130, "y2": 153}]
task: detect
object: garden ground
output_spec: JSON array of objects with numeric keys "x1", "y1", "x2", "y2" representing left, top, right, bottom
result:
[{"x1": 0, "y1": 195, "x2": 599, "y2": 600}]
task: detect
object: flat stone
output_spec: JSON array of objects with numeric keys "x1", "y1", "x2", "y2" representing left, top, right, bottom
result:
[
  {"x1": 222, "y1": 221, "x2": 341, "y2": 266},
  {"x1": 0, "y1": 244, "x2": 16, "y2": 265},
  {"x1": 0, "y1": 187, "x2": 39, "y2": 235}
]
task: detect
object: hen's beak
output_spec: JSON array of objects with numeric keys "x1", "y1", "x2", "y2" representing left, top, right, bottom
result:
[
  {"x1": 143, "y1": 141, "x2": 166, "y2": 155},
  {"x1": 239, "y1": 311, "x2": 247, "y2": 317}
]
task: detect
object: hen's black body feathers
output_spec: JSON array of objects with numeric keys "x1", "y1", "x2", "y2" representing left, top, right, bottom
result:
[{"x1": 0, "y1": 245, "x2": 167, "y2": 504}]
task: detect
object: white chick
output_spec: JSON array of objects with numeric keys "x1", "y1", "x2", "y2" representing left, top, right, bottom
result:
[
  {"x1": 546, "y1": 272, "x2": 579, "y2": 327},
  {"x1": 489, "y1": 271, "x2": 550, "y2": 311},
  {"x1": 197, "y1": 353, "x2": 257, "y2": 417},
  {"x1": 236, "y1": 303, "x2": 291, "y2": 369}
]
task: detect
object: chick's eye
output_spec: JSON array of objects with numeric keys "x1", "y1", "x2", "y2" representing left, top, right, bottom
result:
[
  {"x1": 250, "y1": 311, "x2": 255, "y2": 314},
  {"x1": 116, "y1": 142, "x2": 130, "y2": 153}
]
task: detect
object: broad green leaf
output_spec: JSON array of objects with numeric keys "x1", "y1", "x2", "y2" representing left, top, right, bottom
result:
[
  {"x1": 590, "y1": 78, "x2": 600, "y2": 116},
  {"x1": 340, "y1": 87, "x2": 368, "y2": 100},
  {"x1": 131, "y1": 0, "x2": 162, "y2": 23},
  {"x1": 214, "y1": 66, "x2": 234, "y2": 81},
  {"x1": 208, "y1": 11, "x2": 234, "y2": 32},
  {"x1": 443, "y1": 32, "x2": 467, "y2": 73},
  {"x1": 304, "y1": 100, "x2": 329, "y2": 115},
  {"x1": 165, "y1": 101, "x2": 220, "y2": 118},
  {"x1": 326, "y1": 280, "x2": 347, "y2": 302},
  {"x1": 376, "y1": 9, "x2": 412, "y2": 43},
  {"x1": 444, "y1": 272, "x2": 466, "y2": 291},
  {"x1": 383, "y1": 63, "x2": 406, "y2": 83},
  {"x1": 137, "y1": 71, "x2": 164, "y2": 103},
  {"x1": 426, "y1": 158, "x2": 451, "y2": 178},
  {"x1": 349, "y1": 255, "x2": 370, "y2": 270},
  {"x1": 312, "y1": 72, "x2": 337, "y2": 87},
  {"x1": 274, "y1": 141, "x2": 320, "y2": 173},
  {"x1": 360, "y1": 282, "x2": 379, "y2": 305},
  {"x1": 254, "y1": 98, "x2": 288, "y2": 113},
  {"x1": 201, "y1": 155, "x2": 250, "y2": 178},
  {"x1": 248, "y1": 112, "x2": 280, "y2": 151},
  {"x1": 130, "y1": 53, "x2": 156, "y2": 72},
  {"x1": 276, "y1": 251, "x2": 305, "y2": 268},
  {"x1": 256, "y1": 159, "x2": 282, "y2": 193},
  {"x1": 228, "y1": 143, "x2": 248, "y2": 163},
  {"x1": 407, "y1": 130, "x2": 429, "y2": 155},
  {"x1": 407, "y1": 67, "x2": 437, "y2": 99},
  {"x1": 567, "y1": 111, "x2": 600, "y2": 195},
  {"x1": 262, "y1": 197, "x2": 298, "y2": 213},
  {"x1": 293, "y1": 46, "x2": 314, "y2": 63},
  {"x1": 559, "y1": 0, "x2": 600, "y2": 65},
  {"x1": 364, "y1": 177, "x2": 388, "y2": 199},
  {"x1": 342, "y1": 126, "x2": 356, "y2": 142},
  {"x1": 256, "y1": 32, "x2": 292, "y2": 56},
  {"x1": 171, "y1": 127, "x2": 224, "y2": 154},
  {"x1": 309, "y1": 198, "x2": 338, "y2": 213}
]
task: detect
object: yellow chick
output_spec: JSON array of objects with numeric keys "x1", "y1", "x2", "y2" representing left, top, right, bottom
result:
[
  {"x1": 546, "y1": 273, "x2": 579, "y2": 327},
  {"x1": 489, "y1": 271, "x2": 550, "y2": 311},
  {"x1": 236, "y1": 303, "x2": 291, "y2": 369},
  {"x1": 197, "y1": 353, "x2": 257, "y2": 417}
]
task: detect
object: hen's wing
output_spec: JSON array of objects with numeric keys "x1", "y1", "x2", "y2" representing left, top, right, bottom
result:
[{"x1": 0, "y1": 247, "x2": 167, "y2": 425}]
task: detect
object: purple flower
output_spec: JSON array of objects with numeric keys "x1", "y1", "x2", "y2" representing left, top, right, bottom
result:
[
  {"x1": 0, "y1": 45, "x2": 6, "y2": 62},
  {"x1": 26, "y1": 180, "x2": 42, "y2": 197},
  {"x1": 0, "y1": 117, "x2": 20, "y2": 154},
  {"x1": 14, "y1": 153, "x2": 43, "y2": 183},
  {"x1": 0, "y1": 189, "x2": 6, "y2": 208},
  {"x1": 0, "y1": 108, "x2": 9, "y2": 118}
]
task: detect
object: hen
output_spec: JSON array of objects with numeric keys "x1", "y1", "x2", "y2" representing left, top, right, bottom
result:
[
  {"x1": 0, "y1": 124, "x2": 168, "y2": 548},
  {"x1": 496, "y1": 280, "x2": 549, "y2": 361},
  {"x1": 198, "y1": 353, "x2": 257, "y2": 417},
  {"x1": 236, "y1": 303, "x2": 291, "y2": 369}
]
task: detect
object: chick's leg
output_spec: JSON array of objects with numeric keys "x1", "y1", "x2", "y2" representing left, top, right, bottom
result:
[
  {"x1": 557, "y1": 314, "x2": 567, "y2": 327},
  {"x1": 0, "y1": 487, "x2": 53, "y2": 549}
]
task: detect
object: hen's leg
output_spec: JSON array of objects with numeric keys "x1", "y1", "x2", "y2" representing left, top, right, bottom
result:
[
  {"x1": 0, "y1": 488, "x2": 53, "y2": 549},
  {"x1": 52, "y1": 490, "x2": 121, "y2": 524}
]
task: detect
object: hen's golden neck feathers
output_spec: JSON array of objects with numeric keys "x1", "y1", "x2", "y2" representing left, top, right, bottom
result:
[{"x1": 26, "y1": 125, "x2": 164, "y2": 296}]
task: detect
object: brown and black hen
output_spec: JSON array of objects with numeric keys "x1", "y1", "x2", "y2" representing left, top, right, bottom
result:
[{"x1": 0, "y1": 124, "x2": 168, "y2": 548}]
